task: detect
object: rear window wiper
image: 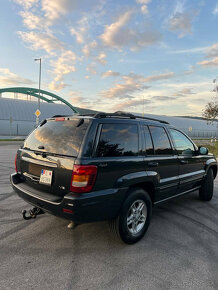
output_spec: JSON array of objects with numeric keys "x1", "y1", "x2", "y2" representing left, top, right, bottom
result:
[
  {"x1": 22, "y1": 146, "x2": 31, "y2": 150},
  {"x1": 34, "y1": 150, "x2": 77, "y2": 158},
  {"x1": 39, "y1": 119, "x2": 47, "y2": 127}
]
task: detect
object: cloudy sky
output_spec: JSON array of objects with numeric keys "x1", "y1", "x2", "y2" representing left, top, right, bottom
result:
[{"x1": 0, "y1": 0, "x2": 218, "y2": 116}]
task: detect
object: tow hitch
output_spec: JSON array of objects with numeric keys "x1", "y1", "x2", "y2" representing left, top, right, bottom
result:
[{"x1": 22, "y1": 207, "x2": 44, "y2": 220}]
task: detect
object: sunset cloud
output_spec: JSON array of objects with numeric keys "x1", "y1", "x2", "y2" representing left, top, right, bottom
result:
[
  {"x1": 0, "y1": 68, "x2": 35, "y2": 87},
  {"x1": 101, "y1": 72, "x2": 174, "y2": 99},
  {"x1": 13, "y1": 0, "x2": 38, "y2": 10},
  {"x1": 112, "y1": 98, "x2": 152, "y2": 111},
  {"x1": 167, "y1": 2, "x2": 198, "y2": 38},
  {"x1": 198, "y1": 43, "x2": 218, "y2": 67},
  {"x1": 17, "y1": 31, "x2": 64, "y2": 55},
  {"x1": 50, "y1": 50, "x2": 77, "y2": 82},
  {"x1": 100, "y1": 10, "x2": 161, "y2": 50},
  {"x1": 19, "y1": 11, "x2": 44, "y2": 30},
  {"x1": 7, "y1": 0, "x2": 218, "y2": 117},
  {"x1": 101, "y1": 71, "x2": 120, "y2": 78},
  {"x1": 212, "y1": 3, "x2": 218, "y2": 15}
]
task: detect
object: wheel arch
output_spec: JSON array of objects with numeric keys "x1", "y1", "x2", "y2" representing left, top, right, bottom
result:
[
  {"x1": 205, "y1": 159, "x2": 217, "y2": 179},
  {"x1": 210, "y1": 165, "x2": 217, "y2": 179},
  {"x1": 128, "y1": 182, "x2": 156, "y2": 205}
]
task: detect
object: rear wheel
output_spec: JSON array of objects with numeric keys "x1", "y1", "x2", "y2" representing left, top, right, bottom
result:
[
  {"x1": 109, "y1": 188, "x2": 152, "y2": 244},
  {"x1": 199, "y1": 168, "x2": 214, "y2": 201}
]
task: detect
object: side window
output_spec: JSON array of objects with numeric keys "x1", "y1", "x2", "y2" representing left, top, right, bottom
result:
[
  {"x1": 170, "y1": 129, "x2": 195, "y2": 155},
  {"x1": 96, "y1": 123, "x2": 139, "y2": 157},
  {"x1": 143, "y1": 126, "x2": 154, "y2": 155},
  {"x1": 149, "y1": 126, "x2": 172, "y2": 155}
]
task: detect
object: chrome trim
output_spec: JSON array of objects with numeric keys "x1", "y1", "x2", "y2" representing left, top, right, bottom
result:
[
  {"x1": 160, "y1": 170, "x2": 205, "y2": 185},
  {"x1": 12, "y1": 182, "x2": 61, "y2": 205},
  {"x1": 22, "y1": 156, "x2": 58, "y2": 168},
  {"x1": 23, "y1": 172, "x2": 39, "y2": 181},
  {"x1": 160, "y1": 176, "x2": 179, "y2": 184},
  {"x1": 154, "y1": 186, "x2": 201, "y2": 205},
  {"x1": 159, "y1": 182, "x2": 178, "y2": 190},
  {"x1": 179, "y1": 170, "x2": 205, "y2": 180}
]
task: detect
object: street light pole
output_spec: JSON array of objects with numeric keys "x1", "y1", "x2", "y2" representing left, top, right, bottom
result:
[{"x1": 34, "y1": 58, "x2": 41, "y2": 126}]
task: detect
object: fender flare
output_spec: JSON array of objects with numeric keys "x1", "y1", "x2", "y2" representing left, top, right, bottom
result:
[
  {"x1": 115, "y1": 171, "x2": 159, "y2": 188},
  {"x1": 205, "y1": 158, "x2": 217, "y2": 178}
]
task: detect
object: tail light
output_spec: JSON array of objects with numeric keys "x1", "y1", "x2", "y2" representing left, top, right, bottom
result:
[
  {"x1": 70, "y1": 165, "x2": 97, "y2": 193},
  {"x1": 15, "y1": 153, "x2": 18, "y2": 173}
]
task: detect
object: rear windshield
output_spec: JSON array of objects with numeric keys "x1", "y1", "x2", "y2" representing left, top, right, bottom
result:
[{"x1": 23, "y1": 118, "x2": 89, "y2": 156}]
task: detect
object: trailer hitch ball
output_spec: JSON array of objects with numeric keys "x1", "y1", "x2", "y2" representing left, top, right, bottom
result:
[
  {"x1": 22, "y1": 207, "x2": 44, "y2": 220},
  {"x1": 22, "y1": 210, "x2": 32, "y2": 220}
]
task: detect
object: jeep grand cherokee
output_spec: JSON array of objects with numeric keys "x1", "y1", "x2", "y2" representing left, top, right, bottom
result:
[{"x1": 11, "y1": 112, "x2": 217, "y2": 244}]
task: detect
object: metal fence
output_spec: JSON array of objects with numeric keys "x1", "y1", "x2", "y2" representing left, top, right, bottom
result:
[
  {"x1": 181, "y1": 128, "x2": 218, "y2": 138},
  {"x1": 0, "y1": 119, "x2": 35, "y2": 136}
]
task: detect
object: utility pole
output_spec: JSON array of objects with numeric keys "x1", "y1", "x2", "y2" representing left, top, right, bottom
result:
[{"x1": 34, "y1": 58, "x2": 41, "y2": 126}]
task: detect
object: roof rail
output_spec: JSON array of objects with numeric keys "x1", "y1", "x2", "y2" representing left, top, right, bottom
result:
[
  {"x1": 75, "y1": 113, "x2": 96, "y2": 117},
  {"x1": 94, "y1": 111, "x2": 169, "y2": 124},
  {"x1": 134, "y1": 115, "x2": 169, "y2": 124},
  {"x1": 94, "y1": 111, "x2": 135, "y2": 119}
]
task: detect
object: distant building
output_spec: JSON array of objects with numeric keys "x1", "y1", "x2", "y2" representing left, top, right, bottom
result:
[
  {"x1": 133, "y1": 112, "x2": 218, "y2": 138},
  {"x1": 0, "y1": 97, "x2": 217, "y2": 137},
  {"x1": 0, "y1": 98, "x2": 96, "y2": 136}
]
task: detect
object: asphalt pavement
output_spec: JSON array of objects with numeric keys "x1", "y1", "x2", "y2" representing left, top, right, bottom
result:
[{"x1": 0, "y1": 142, "x2": 218, "y2": 290}]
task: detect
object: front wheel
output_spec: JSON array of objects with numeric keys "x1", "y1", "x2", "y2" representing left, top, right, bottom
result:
[
  {"x1": 199, "y1": 168, "x2": 214, "y2": 201},
  {"x1": 109, "y1": 188, "x2": 152, "y2": 244}
]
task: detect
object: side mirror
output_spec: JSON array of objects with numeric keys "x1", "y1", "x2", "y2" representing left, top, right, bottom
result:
[{"x1": 198, "y1": 146, "x2": 208, "y2": 155}]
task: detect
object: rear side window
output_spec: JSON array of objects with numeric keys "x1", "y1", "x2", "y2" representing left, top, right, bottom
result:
[
  {"x1": 149, "y1": 126, "x2": 172, "y2": 155},
  {"x1": 23, "y1": 118, "x2": 89, "y2": 156},
  {"x1": 96, "y1": 123, "x2": 139, "y2": 157}
]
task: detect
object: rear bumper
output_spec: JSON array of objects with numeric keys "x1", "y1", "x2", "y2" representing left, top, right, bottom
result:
[{"x1": 11, "y1": 173, "x2": 127, "y2": 223}]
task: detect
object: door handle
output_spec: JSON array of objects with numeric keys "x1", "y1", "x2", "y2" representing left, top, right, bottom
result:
[
  {"x1": 148, "y1": 162, "x2": 159, "y2": 167},
  {"x1": 180, "y1": 160, "x2": 188, "y2": 164}
]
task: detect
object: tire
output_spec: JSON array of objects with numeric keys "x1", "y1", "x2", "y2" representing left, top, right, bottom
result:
[
  {"x1": 199, "y1": 168, "x2": 214, "y2": 201},
  {"x1": 109, "y1": 187, "x2": 152, "y2": 244}
]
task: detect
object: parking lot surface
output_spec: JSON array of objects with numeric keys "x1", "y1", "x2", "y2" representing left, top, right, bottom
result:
[{"x1": 0, "y1": 142, "x2": 218, "y2": 290}]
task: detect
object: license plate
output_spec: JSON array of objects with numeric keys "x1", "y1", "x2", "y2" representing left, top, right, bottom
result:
[{"x1": 39, "y1": 169, "x2": 53, "y2": 185}]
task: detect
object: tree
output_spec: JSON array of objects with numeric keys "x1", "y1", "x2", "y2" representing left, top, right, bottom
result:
[
  {"x1": 202, "y1": 79, "x2": 218, "y2": 122},
  {"x1": 203, "y1": 101, "x2": 218, "y2": 121}
]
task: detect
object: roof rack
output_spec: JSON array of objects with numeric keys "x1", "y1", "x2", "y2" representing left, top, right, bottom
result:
[
  {"x1": 94, "y1": 111, "x2": 169, "y2": 124},
  {"x1": 74, "y1": 113, "x2": 96, "y2": 117},
  {"x1": 51, "y1": 113, "x2": 96, "y2": 118}
]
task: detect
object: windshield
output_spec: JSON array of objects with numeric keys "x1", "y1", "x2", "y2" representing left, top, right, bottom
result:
[{"x1": 23, "y1": 118, "x2": 89, "y2": 156}]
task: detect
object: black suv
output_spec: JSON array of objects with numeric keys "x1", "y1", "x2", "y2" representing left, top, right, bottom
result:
[{"x1": 11, "y1": 112, "x2": 217, "y2": 244}]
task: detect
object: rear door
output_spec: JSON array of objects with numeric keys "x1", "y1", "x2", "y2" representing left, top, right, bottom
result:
[
  {"x1": 143, "y1": 125, "x2": 179, "y2": 202},
  {"x1": 89, "y1": 121, "x2": 145, "y2": 191},
  {"x1": 17, "y1": 117, "x2": 90, "y2": 198},
  {"x1": 169, "y1": 129, "x2": 204, "y2": 193}
]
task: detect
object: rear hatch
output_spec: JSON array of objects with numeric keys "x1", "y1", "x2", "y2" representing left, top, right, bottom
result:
[{"x1": 16, "y1": 116, "x2": 90, "y2": 198}]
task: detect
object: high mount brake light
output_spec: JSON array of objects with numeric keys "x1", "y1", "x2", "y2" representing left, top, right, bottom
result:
[
  {"x1": 55, "y1": 117, "x2": 65, "y2": 121},
  {"x1": 70, "y1": 165, "x2": 97, "y2": 193},
  {"x1": 15, "y1": 153, "x2": 18, "y2": 173}
]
